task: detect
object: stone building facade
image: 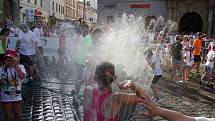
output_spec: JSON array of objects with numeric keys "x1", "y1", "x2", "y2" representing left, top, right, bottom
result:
[
  {"x1": 0, "y1": 0, "x2": 20, "y2": 25},
  {"x1": 64, "y1": 0, "x2": 78, "y2": 21},
  {"x1": 98, "y1": 0, "x2": 215, "y2": 35},
  {"x1": 167, "y1": 0, "x2": 215, "y2": 35},
  {"x1": 97, "y1": 0, "x2": 167, "y2": 26}
]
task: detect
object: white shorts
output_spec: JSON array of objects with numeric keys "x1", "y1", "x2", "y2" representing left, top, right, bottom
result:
[{"x1": 194, "y1": 117, "x2": 215, "y2": 121}]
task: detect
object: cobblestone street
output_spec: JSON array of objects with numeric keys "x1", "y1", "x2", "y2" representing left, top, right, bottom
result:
[{"x1": 0, "y1": 71, "x2": 214, "y2": 121}]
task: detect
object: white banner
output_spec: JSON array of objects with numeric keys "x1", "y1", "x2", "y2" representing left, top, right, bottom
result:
[
  {"x1": 7, "y1": 37, "x2": 59, "y2": 57},
  {"x1": 43, "y1": 37, "x2": 59, "y2": 57}
]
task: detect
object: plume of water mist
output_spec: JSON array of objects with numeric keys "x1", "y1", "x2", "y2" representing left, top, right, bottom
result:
[{"x1": 94, "y1": 14, "x2": 154, "y2": 91}]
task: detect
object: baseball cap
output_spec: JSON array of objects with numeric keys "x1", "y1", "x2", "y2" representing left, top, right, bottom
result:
[{"x1": 4, "y1": 49, "x2": 18, "y2": 58}]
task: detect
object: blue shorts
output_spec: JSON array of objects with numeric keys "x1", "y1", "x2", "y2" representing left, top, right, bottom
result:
[{"x1": 172, "y1": 59, "x2": 181, "y2": 65}]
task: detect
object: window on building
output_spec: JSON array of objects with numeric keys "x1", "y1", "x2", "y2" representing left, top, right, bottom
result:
[
  {"x1": 52, "y1": 2, "x2": 54, "y2": 11},
  {"x1": 60, "y1": 6, "x2": 63, "y2": 14},
  {"x1": 62, "y1": 7, "x2": 64, "y2": 14},
  {"x1": 40, "y1": 0, "x2": 42, "y2": 7},
  {"x1": 59, "y1": 5, "x2": 60, "y2": 13},
  {"x1": 56, "y1": 3, "x2": 58, "y2": 12},
  {"x1": 107, "y1": 16, "x2": 115, "y2": 23},
  {"x1": 90, "y1": 18, "x2": 94, "y2": 21},
  {"x1": 28, "y1": 0, "x2": 30, "y2": 3},
  {"x1": 67, "y1": 8, "x2": 69, "y2": 16},
  {"x1": 35, "y1": 0, "x2": 37, "y2": 5},
  {"x1": 73, "y1": 0, "x2": 75, "y2": 7}
]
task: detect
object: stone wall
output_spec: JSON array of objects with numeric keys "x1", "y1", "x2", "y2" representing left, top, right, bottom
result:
[
  {"x1": 97, "y1": 0, "x2": 167, "y2": 25},
  {"x1": 167, "y1": 0, "x2": 215, "y2": 35}
]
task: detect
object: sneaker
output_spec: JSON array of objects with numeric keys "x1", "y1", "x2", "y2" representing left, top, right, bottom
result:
[
  {"x1": 151, "y1": 96, "x2": 155, "y2": 100},
  {"x1": 151, "y1": 96, "x2": 160, "y2": 104},
  {"x1": 207, "y1": 84, "x2": 214, "y2": 89},
  {"x1": 152, "y1": 97, "x2": 160, "y2": 104}
]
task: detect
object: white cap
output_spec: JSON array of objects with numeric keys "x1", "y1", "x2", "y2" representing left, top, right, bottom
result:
[{"x1": 10, "y1": 27, "x2": 15, "y2": 32}]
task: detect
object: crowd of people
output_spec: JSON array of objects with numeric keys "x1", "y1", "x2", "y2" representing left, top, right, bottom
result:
[
  {"x1": 155, "y1": 32, "x2": 215, "y2": 88},
  {"x1": 0, "y1": 18, "x2": 72, "y2": 120},
  {"x1": 81, "y1": 31, "x2": 215, "y2": 121},
  {"x1": 0, "y1": 16, "x2": 214, "y2": 121}
]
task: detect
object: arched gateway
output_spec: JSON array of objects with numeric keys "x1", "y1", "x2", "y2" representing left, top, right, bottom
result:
[{"x1": 179, "y1": 12, "x2": 203, "y2": 34}]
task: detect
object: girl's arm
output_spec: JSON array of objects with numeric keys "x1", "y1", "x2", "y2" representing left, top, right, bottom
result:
[
  {"x1": 103, "y1": 81, "x2": 147, "y2": 118},
  {"x1": 141, "y1": 98, "x2": 195, "y2": 121}
]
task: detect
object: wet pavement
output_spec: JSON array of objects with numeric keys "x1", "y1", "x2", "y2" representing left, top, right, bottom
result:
[{"x1": 0, "y1": 70, "x2": 214, "y2": 121}]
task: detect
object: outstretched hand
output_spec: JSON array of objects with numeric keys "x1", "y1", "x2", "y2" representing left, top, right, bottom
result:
[
  {"x1": 140, "y1": 97, "x2": 161, "y2": 117},
  {"x1": 118, "y1": 80, "x2": 133, "y2": 89}
]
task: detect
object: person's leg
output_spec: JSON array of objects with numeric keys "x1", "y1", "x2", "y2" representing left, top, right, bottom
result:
[
  {"x1": 191, "y1": 62, "x2": 196, "y2": 71},
  {"x1": 2, "y1": 102, "x2": 13, "y2": 121},
  {"x1": 12, "y1": 101, "x2": 22, "y2": 121},
  {"x1": 182, "y1": 65, "x2": 185, "y2": 80},
  {"x1": 201, "y1": 73, "x2": 207, "y2": 81},
  {"x1": 196, "y1": 61, "x2": 201, "y2": 73},
  {"x1": 184, "y1": 67, "x2": 189, "y2": 80},
  {"x1": 151, "y1": 75, "x2": 161, "y2": 100},
  {"x1": 75, "y1": 80, "x2": 85, "y2": 94},
  {"x1": 151, "y1": 83, "x2": 158, "y2": 98},
  {"x1": 175, "y1": 64, "x2": 181, "y2": 81},
  {"x1": 171, "y1": 59, "x2": 176, "y2": 81},
  {"x1": 29, "y1": 55, "x2": 36, "y2": 79}
]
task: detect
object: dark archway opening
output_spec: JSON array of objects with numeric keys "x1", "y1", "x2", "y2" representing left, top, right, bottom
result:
[{"x1": 179, "y1": 12, "x2": 203, "y2": 34}]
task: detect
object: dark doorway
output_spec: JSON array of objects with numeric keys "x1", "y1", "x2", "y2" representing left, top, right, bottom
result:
[{"x1": 179, "y1": 12, "x2": 203, "y2": 34}]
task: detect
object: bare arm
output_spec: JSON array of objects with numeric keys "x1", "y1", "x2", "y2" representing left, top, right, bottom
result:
[
  {"x1": 15, "y1": 39, "x2": 20, "y2": 51},
  {"x1": 14, "y1": 65, "x2": 25, "y2": 80},
  {"x1": 131, "y1": 82, "x2": 147, "y2": 98},
  {"x1": 103, "y1": 81, "x2": 147, "y2": 118},
  {"x1": 102, "y1": 93, "x2": 141, "y2": 119},
  {"x1": 157, "y1": 108, "x2": 195, "y2": 121},
  {"x1": 141, "y1": 98, "x2": 195, "y2": 121},
  {"x1": 118, "y1": 81, "x2": 147, "y2": 98}
]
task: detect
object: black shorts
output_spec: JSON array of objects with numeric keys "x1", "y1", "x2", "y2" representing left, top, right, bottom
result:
[
  {"x1": 20, "y1": 54, "x2": 35, "y2": 66},
  {"x1": 0, "y1": 54, "x2": 5, "y2": 62},
  {"x1": 194, "y1": 55, "x2": 201, "y2": 62},
  {"x1": 152, "y1": 75, "x2": 162, "y2": 84}
]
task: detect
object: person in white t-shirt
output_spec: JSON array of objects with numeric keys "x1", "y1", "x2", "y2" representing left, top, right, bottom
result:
[
  {"x1": 0, "y1": 49, "x2": 26, "y2": 121},
  {"x1": 201, "y1": 47, "x2": 215, "y2": 87},
  {"x1": 16, "y1": 23, "x2": 36, "y2": 82},
  {"x1": 33, "y1": 21, "x2": 44, "y2": 38},
  {"x1": 182, "y1": 36, "x2": 193, "y2": 81},
  {"x1": 141, "y1": 96, "x2": 215, "y2": 121},
  {"x1": 33, "y1": 21, "x2": 44, "y2": 48},
  {"x1": 145, "y1": 49, "x2": 162, "y2": 103},
  {"x1": 33, "y1": 21, "x2": 44, "y2": 70}
]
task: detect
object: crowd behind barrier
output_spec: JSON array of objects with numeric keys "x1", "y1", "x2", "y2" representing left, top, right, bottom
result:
[{"x1": 7, "y1": 37, "x2": 60, "y2": 57}]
